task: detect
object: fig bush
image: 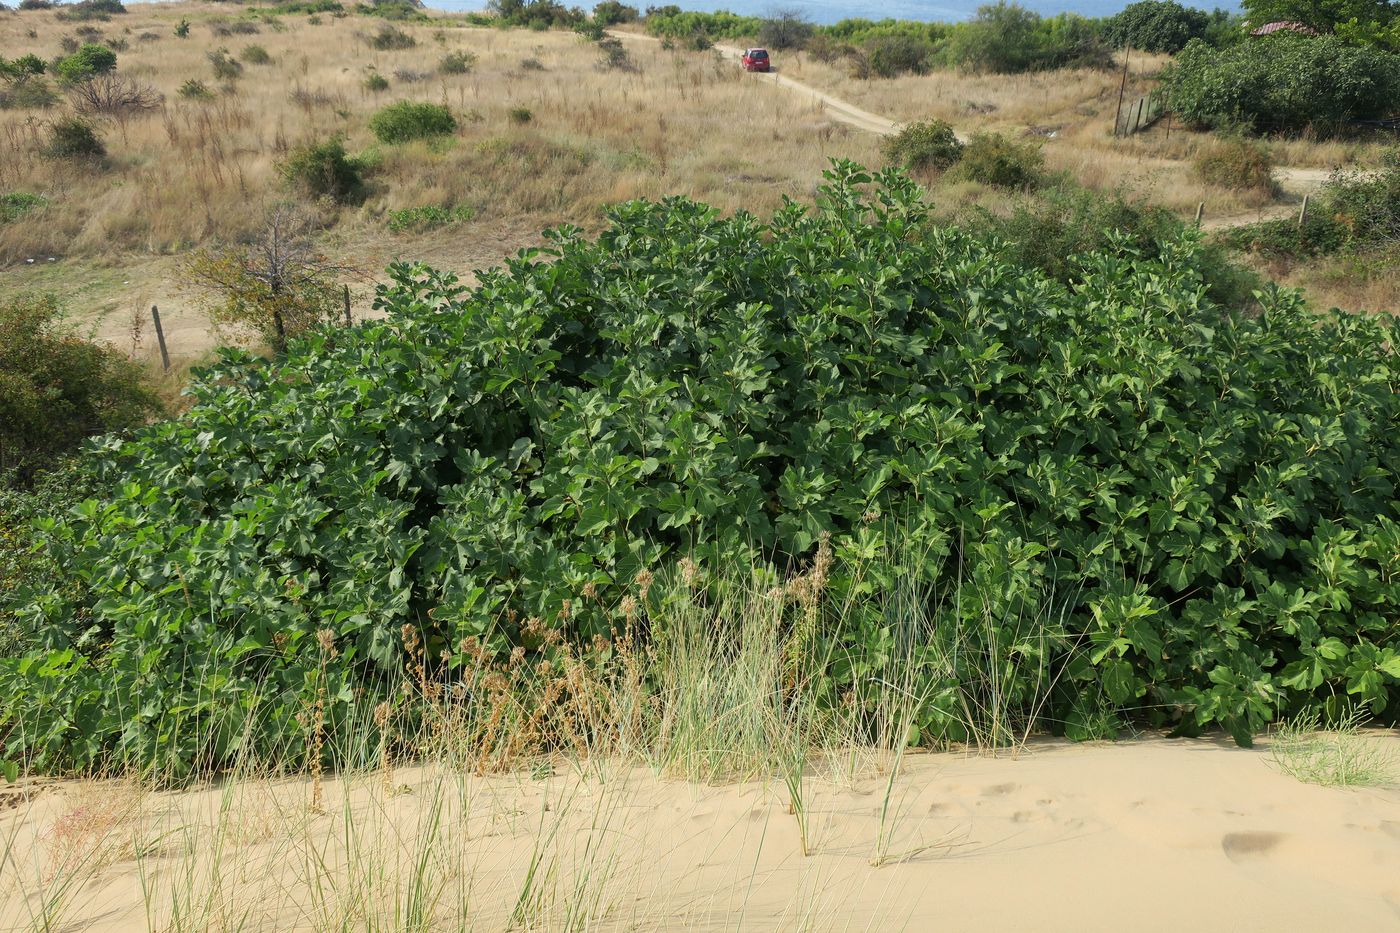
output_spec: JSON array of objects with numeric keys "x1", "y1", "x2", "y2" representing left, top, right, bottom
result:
[{"x1": 4, "y1": 163, "x2": 1399, "y2": 776}]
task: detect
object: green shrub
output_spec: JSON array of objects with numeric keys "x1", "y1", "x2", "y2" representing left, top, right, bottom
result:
[
  {"x1": 491, "y1": 0, "x2": 584, "y2": 29},
  {"x1": 17, "y1": 0, "x2": 55, "y2": 8},
  {"x1": 360, "y1": 0, "x2": 428, "y2": 22},
  {"x1": 0, "y1": 294, "x2": 158, "y2": 483},
  {"x1": 438, "y1": 50, "x2": 475, "y2": 74},
  {"x1": 882, "y1": 120, "x2": 963, "y2": 173},
  {"x1": 0, "y1": 53, "x2": 46, "y2": 78},
  {"x1": 56, "y1": 0, "x2": 125, "y2": 21},
  {"x1": 508, "y1": 105, "x2": 532, "y2": 124},
  {"x1": 597, "y1": 35, "x2": 636, "y2": 69},
  {"x1": 1102, "y1": 0, "x2": 1208, "y2": 53},
  {"x1": 592, "y1": 1, "x2": 637, "y2": 27},
  {"x1": 280, "y1": 137, "x2": 366, "y2": 203},
  {"x1": 1195, "y1": 137, "x2": 1277, "y2": 194},
  {"x1": 574, "y1": 18, "x2": 606, "y2": 40},
  {"x1": 178, "y1": 77, "x2": 215, "y2": 100},
  {"x1": 42, "y1": 117, "x2": 104, "y2": 160},
  {"x1": 240, "y1": 44, "x2": 273, "y2": 65},
  {"x1": 0, "y1": 76, "x2": 58, "y2": 110},
  {"x1": 368, "y1": 24, "x2": 416, "y2": 49},
  {"x1": 364, "y1": 70, "x2": 389, "y2": 91},
  {"x1": 954, "y1": 132, "x2": 1043, "y2": 188},
  {"x1": 945, "y1": 3, "x2": 1110, "y2": 74},
  {"x1": 208, "y1": 48, "x2": 244, "y2": 81},
  {"x1": 385, "y1": 202, "x2": 473, "y2": 232},
  {"x1": 1166, "y1": 34, "x2": 1400, "y2": 135},
  {"x1": 10, "y1": 162, "x2": 1400, "y2": 776},
  {"x1": 865, "y1": 34, "x2": 934, "y2": 77},
  {"x1": 0, "y1": 192, "x2": 46, "y2": 223},
  {"x1": 174, "y1": 18, "x2": 190, "y2": 38},
  {"x1": 54, "y1": 43, "x2": 116, "y2": 83},
  {"x1": 369, "y1": 100, "x2": 456, "y2": 143}
]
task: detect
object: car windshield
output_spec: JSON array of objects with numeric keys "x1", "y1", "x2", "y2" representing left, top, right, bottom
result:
[{"x1": 749, "y1": 50, "x2": 768, "y2": 59}]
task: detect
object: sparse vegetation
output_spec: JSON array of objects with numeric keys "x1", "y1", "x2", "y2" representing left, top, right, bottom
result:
[
  {"x1": 385, "y1": 202, "x2": 473, "y2": 232},
  {"x1": 368, "y1": 23, "x2": 415, "y2": 50},
  {"x1": 437, "y1": 49, "x2": 475, "y2": 74},
  {"x1": 1195, "y1": 136, "x2": 1276, "y2": 194},
  {"x1": 1270, "y1": 709, "x2": 1397, "y2": 787}
]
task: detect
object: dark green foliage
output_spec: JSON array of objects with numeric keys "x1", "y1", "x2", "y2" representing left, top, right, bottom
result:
[
  {"x1": 1165, "y1": 34, "x2": 1400, "y2": 136},
  {"x1": 882, "y1": 120, "x2": 963, "y2": 174},
  {"x1": 954, "y1": 132, "x2": 1043, "y2": 188},
  {"x1": 364, "y1": 70, "x2": 389, "y2": 91},
  {"x1": 281, "y1": 137, "x2": 366, "y2": 204},
  {"x1": 42, "y1": 117, "x2": 104, "y2": 160},
  {"x1": 597, "y1": 36, "x2": 636, "y2": 69},
  {"x1": 0, "y1": 461, "x2": 103, "y2": 658},
  {"x1": 369, "y1": 100, "x2": 456, "y2": 143},
  {"x1": 592, "y1": 1, "x2": 637, "y2": 27},
  {"x1": 385, "y1": 203, "x2": 473, "y2": 232},
  {"x1": 17, "y1": 0, "x2": 55, "y2": 9},
  {"x1": 0, "y1": 295, "x2": 159, "y2": 484},
  {"x1": 1102, "y1": 0, "x2": 1208, "y2": 53},
  {"x1": 358, "y1": 0, "x2": 429, "y2": 22},
  {"x1": 0, "y1": 53, "x2": 45, "y2": 77},
  {"x1": 8, "y1": 162, "x2": 1400, "y2": 775},
  {"x1": 508, "y1": 106, "x2": 532, "y2": 124},
  {"x1": 490, "y1": 0, "x2": 583, "y2": 29},
  {"x1": 368, "y1": 24, "x2": 416, "y2": 49},
  {"x1": 54, "y1": 43, "x2": 116, "y2": 83},
  {"x1": 1242, "y1": 0, "x2": 1393, "y2": 34},
  {"x1": 174, "y1": 18, "x2": 190, "y2": 38},
  {"x1": 575, "y1": 18, "x2": 606, "y2": 39}
]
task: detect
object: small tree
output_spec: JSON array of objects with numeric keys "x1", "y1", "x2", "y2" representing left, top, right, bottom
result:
[
  {"x1": 0, "y1": 294, "x2": 159, "y2": 481},
  {"x1": 55, "y1": 43, "x2": 116, "y2": 83},
  {"x1": 281, "y1": 137, "x2": 366, "y2": 203},
  {"x1": 759, "y1": 8, "x2": 813, "y2": 50},
  {"x1": 882, "y1": 120, "x2": 964, "y2": 174},
  {"x1": 187, "y1": 206, "x2": 355, "y2": 353}
]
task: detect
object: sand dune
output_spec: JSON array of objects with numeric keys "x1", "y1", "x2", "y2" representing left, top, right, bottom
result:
[{"x1": 4, "y1": 735, "x2": 1398, "y2": 931}]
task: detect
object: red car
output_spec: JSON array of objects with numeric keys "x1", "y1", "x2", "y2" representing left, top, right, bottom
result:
[{"x1": 742, "y1": 48, "x2": 771, "y2": 72}]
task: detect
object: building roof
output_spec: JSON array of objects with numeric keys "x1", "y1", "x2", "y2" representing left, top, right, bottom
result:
[{"x1": 1249, "y1": 21, "x2": 1320, "y2": 36}]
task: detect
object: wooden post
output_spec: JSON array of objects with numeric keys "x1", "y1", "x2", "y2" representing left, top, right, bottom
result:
[
  {"x1": 150, "y1": 304, "x2": 170, "y2": 372},
  {"x1": 343, "y1": 284, "x2": 352, "y2": 326},
  {"x1": 1194, "y1": 202, "x2": 1205, "y2": 227},
  {"x1": 1114, "y1": 46, "x2": 1131, "y2": 137},
  {"x1": 1297, "y1": 193, "x2": 1310, "y2": 229}
]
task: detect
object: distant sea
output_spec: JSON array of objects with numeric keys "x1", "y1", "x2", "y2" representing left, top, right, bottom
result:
[{"x1": 420, "y1": 0, "x2": 1189, "y2": 24}]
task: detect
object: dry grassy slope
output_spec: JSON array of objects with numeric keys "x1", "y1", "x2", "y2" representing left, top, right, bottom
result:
[{"x1": 0, "y1": 3, "x2": 879, "y2": 361}]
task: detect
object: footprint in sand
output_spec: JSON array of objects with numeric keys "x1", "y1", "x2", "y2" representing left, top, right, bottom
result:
[
  {"x1": 980, "y1": 783, "x2": 1018, "y2": 797},
  {"x1": 1380, "y1": 821, "x2": 1400, "y2": 844},
  {"x1": 1221, "y1": 831, "x2": 1287, "y2": 862}
]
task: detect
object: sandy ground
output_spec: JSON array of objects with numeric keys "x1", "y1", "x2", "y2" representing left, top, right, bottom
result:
[{"x1": 4, "y1": 735, "x2": 1398, "y2": 932}]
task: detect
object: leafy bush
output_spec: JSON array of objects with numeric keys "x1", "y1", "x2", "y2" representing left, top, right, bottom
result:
[
  {"x1": 56, "y1": 0, "x2": 125, "y2": 21},
  {"x1": 178, "y1": 77, "x2": 215, "y2": 100},
  {"x1": 865, "y1": 34, "x2": 935, "y2": 77},
  {"x1": 508, "y1": 106, "x2": 532, "y2": 124},
  {"x1": 368, "y1": 24, "x2": 416, "y2": 49},
  {"x1": 1195, "y1": 136, "x2": 1277, "y2": 194},
  {"x1": 882, "y1": 120, "x2": 963, "y2": 174},
  {"x1": 240, "y1": 44, "x2": 273, "y2": 65},
  {"x1": 281, "y1": 137, "x2": 366, "y2": 203},
  {"x1": 9, "y1": 162, "x2": 1400, "y2": 776},
  {"x1": 385, "y1": 203, "x2": 473, "y2": 232},
  {"x1": 641, "y1": 7, "x2": 760, "y2": 39},
  {"x1": 1102, "y1": 0, "x2": 1208, "y2": 53},
  {"x1": 592, "y1": 1, "x2": 637, "y2": 27},
  {"x1": 597, "y1": 36, "x2": 636, "y2": 70},
  {"x1": 954, "y1": 132, "x2": 1043, "y2": 188},
  {"x1": 42, "y1": 117, "x2": 104, "y2": 160},
  {"x1": 574, "y1": 17, "x2": 606, "y2": 40},
  {"x1": 1166, "y1": 34, "x2": 1400, "y2": 135},
  {"x1": 0, "y1": 53, "x2": 46, "y2": 78},
  {"x1": 364, "y1": 70, "x2": 389, "y2": 91},
  {"x1": 0, "y1": 294, "x2": 158, "y2": 483},
  {"x1": 0, "y1": 192, "x2": 45, "y2": 223},
  {"x1": 208, "y1": 48, "x2": 244, "y2": 81},
  {"x1": 17, "y1": 0, "x2": 55, "y2": 8},
  {"x1": 174, "y1": 18, "x2": 190, "y2": 38},
  {"x1": 0, "y1": 75, "x2": 57, "y2": 110},
  {"x1": 369, "y1": 100, "x2": 456, "y2": 143},
  {"x1": 54, "y1": 43, "x2": 116, "y2": 83},
  {"x1": 438, "y1": 50, "x2": 475, "y2": 74},
  {"x1": 490, "y1": 0, "x2": 583, "y2": 29}
]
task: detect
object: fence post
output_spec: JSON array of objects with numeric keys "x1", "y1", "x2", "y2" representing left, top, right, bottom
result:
[
  {"x1": 150, "y1": 304, "x2": 170, "y2": 373},
  {"x1": 343, "y1": 284, "x2": 352, "y2": 326},
  {"x1": 1297, "y1": 193, "x2": 1310, "y2": 229},
  {"x1": 1194, "y1": 202, "x2": 1205, "y2": 227},
  {"x1": 1114, "y1": 46, "x2": 1131, "y2": 137}
]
